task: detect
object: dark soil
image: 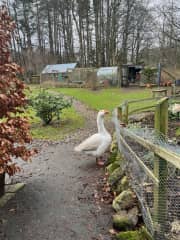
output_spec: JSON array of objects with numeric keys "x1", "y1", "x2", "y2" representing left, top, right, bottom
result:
[{"x1": 0, "y1": 100, "x2": 114, "y2": 240}]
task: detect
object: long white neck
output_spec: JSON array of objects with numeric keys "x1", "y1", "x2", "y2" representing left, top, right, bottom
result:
[{"x1": 97, "y1": 114, "x2": 108, "y2": 134}]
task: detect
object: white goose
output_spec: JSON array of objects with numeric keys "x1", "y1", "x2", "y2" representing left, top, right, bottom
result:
[{"x1": 74, "y1": 109, "x2": 112, "y2": 165}]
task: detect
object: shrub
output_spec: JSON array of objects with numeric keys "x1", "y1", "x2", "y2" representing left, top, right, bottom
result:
[
  {"x1": 0, "y1": 6, "x2": 35, "y2": 195},
  {"x1": 142, "y1": 67, "x2": 157, "y2": 84},
  {"x1": 31, "y1": 90, "x2": 72, "y2": 125},
  {"x1": 168, "y1": 111, "x2": 180, "y2": 121}
]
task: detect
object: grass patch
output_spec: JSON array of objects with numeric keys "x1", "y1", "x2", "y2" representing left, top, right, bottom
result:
[
  {"x1": 24, "y1": 87, "x2": 84, "y2": 140},
  {"x1": 30, "y1": 107, "x2": 84, "y2": 140},
  {"x1": 26, "y1": 86, "x2": 160, "y2": 140},
  {"x1": 51, "y1": 87, "x2": 153, "y2": 112}
]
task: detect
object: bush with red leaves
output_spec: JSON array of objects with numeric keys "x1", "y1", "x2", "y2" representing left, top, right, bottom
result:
[{"x1": 0, "y1": 6, "x2": 35, "y2": 177}]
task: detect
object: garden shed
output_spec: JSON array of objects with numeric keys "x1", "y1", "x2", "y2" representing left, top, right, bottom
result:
[
  {"x1": 97, "y1": 66, "x2": 120, "y2": 86},
  {"x1": 121, "y1": 64, "x2": 143, "y2": 87},
  {"x1": 40, "y1": 63, "x2": 77, "y2": 84},
  {"x1": 68, "y1": 67, "x2": 98, "y2": 85}
]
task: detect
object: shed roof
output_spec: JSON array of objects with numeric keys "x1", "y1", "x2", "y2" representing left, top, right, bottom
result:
[
  {"x1": 42, "y1": 63, "x2": 77, "y2": 74},
  {"x1": 97, "y1": 66, "x2": 118, "y2": 76}
]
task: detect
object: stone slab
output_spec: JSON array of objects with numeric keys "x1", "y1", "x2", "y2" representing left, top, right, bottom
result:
[{"x1": 0, "y1": 183, "x2": 25, "y2": 208}]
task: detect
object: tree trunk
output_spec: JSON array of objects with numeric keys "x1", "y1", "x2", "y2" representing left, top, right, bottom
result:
[
  {"x1": 47, "y1": 2, "x2": 54, "y2": 55},
  {"x1": 93, "y1": 0, "x2": 100, "y2": 66}
]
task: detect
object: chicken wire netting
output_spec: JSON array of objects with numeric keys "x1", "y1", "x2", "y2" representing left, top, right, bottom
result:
[{"x1": 113, "y1": 112, "x2": 180, "y2": 240}]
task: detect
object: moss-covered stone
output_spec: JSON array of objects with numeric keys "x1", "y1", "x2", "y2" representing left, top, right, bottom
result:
[
  {"x1": 106, "y1": 162, "x2": 120, "y2": 175},
  {"x1": 112, "y1": 189, "x2": 135, "y2": 211},
  {"x1": 0, "y1": 183, "x2": 25, "y2": 208},
  {"x1": 108, "y1": 167, "x2": 124, "y2": 186},
  {"x1": 107, "y1": 137, "x2": 120, "y2": 164},
  {"x1": 116, "y1": 152, "x2": 126, "y2": 169},
  {"x1": 113, "y1": 206, "x2": 139, "y2": 231},
  {"x1": 107, "y1": 150, "x2": 118, "y2": 164},
  {"x1": 115, "y1": 182, "x2": 122, "y2": 195},
  {"x1": 115, "y1": 230, "x2": 145, "y2": 240},
  {"x1": 120, "y1": 176, "x2": 129, "y2": 191},
  {"x1": 113, "y1": 176, "x2": 129, "y2": 195},
  {"x1": 115, "y1": 226, "x2": 153, "y2": 240},
  {"x1": 108, "y1": 135, "x2": 124, "y2": 166},
  {"x1": 116, "y1": 152, "x2": 123, "y2": 161},
  {"x1": 113, "y1": 214, "x2": 133, "y2": 231},
  {"x1": 110, "y1": 137, "x2": 118, "y2": 152},
  {"x1": 128, "y1": 207, "x2": 139, "y2": 226}
]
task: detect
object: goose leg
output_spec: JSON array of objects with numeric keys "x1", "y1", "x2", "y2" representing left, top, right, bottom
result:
[{"x1": 96, "y1": 156, "x2": 105, "y2": 166}]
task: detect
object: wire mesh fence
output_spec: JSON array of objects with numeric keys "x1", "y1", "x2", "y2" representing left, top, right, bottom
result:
[{"x1": 113, "y1": 109, "x2": 180, "y2": 240}]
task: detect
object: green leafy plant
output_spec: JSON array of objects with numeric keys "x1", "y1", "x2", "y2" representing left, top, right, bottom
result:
[
  {"x1": 142, "y1": 67, "x2": 157, "y2": 83},
  {"x1": 31, "y1": 90, "x2": 72, "y2": 125},
  {"x1": 168, "y1": 110, "x2": 180, "y2": 121}
]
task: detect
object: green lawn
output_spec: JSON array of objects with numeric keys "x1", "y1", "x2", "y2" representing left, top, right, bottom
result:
[
  {"x1": 25, "y1": 87, "x2": 84, "y2": 140},
  {"x1": 29, "y1": 107, "x2": 84, "y2": 140},
  {"x1": 52, "y1": 87, "x2": 152, "y2": 111},
  {"x1": 27, "y1": 86, "x2": 180, "y2": 140},
  {"x1": 26, "y1": 86, "x2": 162, "y2": 140}
]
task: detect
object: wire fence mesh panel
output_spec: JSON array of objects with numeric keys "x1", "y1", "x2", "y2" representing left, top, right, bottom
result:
[
  {"x1": 113, "y1": 108, "x2": 180, "y2": 240},
  {"x1": 118, "y1": 135, "x2": 155, "y2": 236},
  {"x1": 121, "y1": 136, "x2": 179, "y2": 239}
]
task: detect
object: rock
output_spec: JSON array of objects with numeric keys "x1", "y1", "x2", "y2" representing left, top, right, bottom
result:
[
  {"x1": 107, "y1": 138, "x2": 119, "y2": 164},
  {"x1": 113, "y1": 207, "x2": 139, "y2": 231},
  {"x1": 110, "y1": 137, "x2": 118, "y2": 152},
  {"x1": 108, "y1": 167, "x2": 124, "y2": 186},
  {"x1": 127, "y1": 206, "x2": 139, "y2": 226},
  {"x1": 171, "y1": 220, "x2": 180, "y2": 234},
  {"x1": 114, "y1": 176, "x2": 129, "y2": 195},
  {"x1": 107, "y1": 149, "x2": 118, "y2": 164},
  {"x1": 121, "y1": 176, "x2": 129, "y2": 191},
  {"x1": 115, "y1": 230, "x2": 145, "y2": 240},
  {"x1": 115, "y1": 181, "x2": 123, "y2": 195},
  {"x1": 129, "y1": 112, "x2": 154, "y2": 123},
  {"x1": 113, "y1": 213, "x2": 133, "y2": 231},
  {"x1": 108, "y1": 137, "x2": 124, "y2": 166},
  {"x1": 112, "y1": 190, "x2": 136, "y2": 211},
  {"x1": 106, "y1": 162, "x2": 120, "y2": 175},
  {"x1": 116, "y1": 152, "x2": 123, "y2": 161}
]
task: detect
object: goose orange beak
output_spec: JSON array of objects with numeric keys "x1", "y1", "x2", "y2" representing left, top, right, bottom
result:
[{"x1": 104, "y1": 110, "x2": 110, "y2": 114}]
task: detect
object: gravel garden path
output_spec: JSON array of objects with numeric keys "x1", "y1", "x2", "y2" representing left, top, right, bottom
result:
[{"x1": 0, "y1": 100, "x2": 114, "y2": 240}]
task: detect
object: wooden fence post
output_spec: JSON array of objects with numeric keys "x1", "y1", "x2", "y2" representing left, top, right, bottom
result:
[
  {"x1": 153, "y1": 97, "x2": 168, "y2": 237},
  {"x1": 122, "y1": 101, "x2": 129, "y2": 125},
  {"x1": 117, "y1": 106, "x2": 122, "y2": 121}
]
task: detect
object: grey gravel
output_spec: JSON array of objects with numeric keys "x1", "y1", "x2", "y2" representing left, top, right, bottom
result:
[{"x1": 0, "y1": 100, "x2": 113, "y2": 240}]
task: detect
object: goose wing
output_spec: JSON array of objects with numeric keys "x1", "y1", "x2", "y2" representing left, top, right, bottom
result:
[
  {"x1": 74, "y1": 133, "x2": 102, "y2": 152},
  {"x1": 89, "y1": 134, "x2": 112, "y2": 157},
  {"x1": 86, "y1": 138, "x2": 111, "y2": 157}
]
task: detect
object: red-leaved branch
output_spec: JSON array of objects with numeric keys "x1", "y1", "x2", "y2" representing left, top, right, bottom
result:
[{"x1": 0, "y1": 6, "x2": 36, "y2": 176}]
